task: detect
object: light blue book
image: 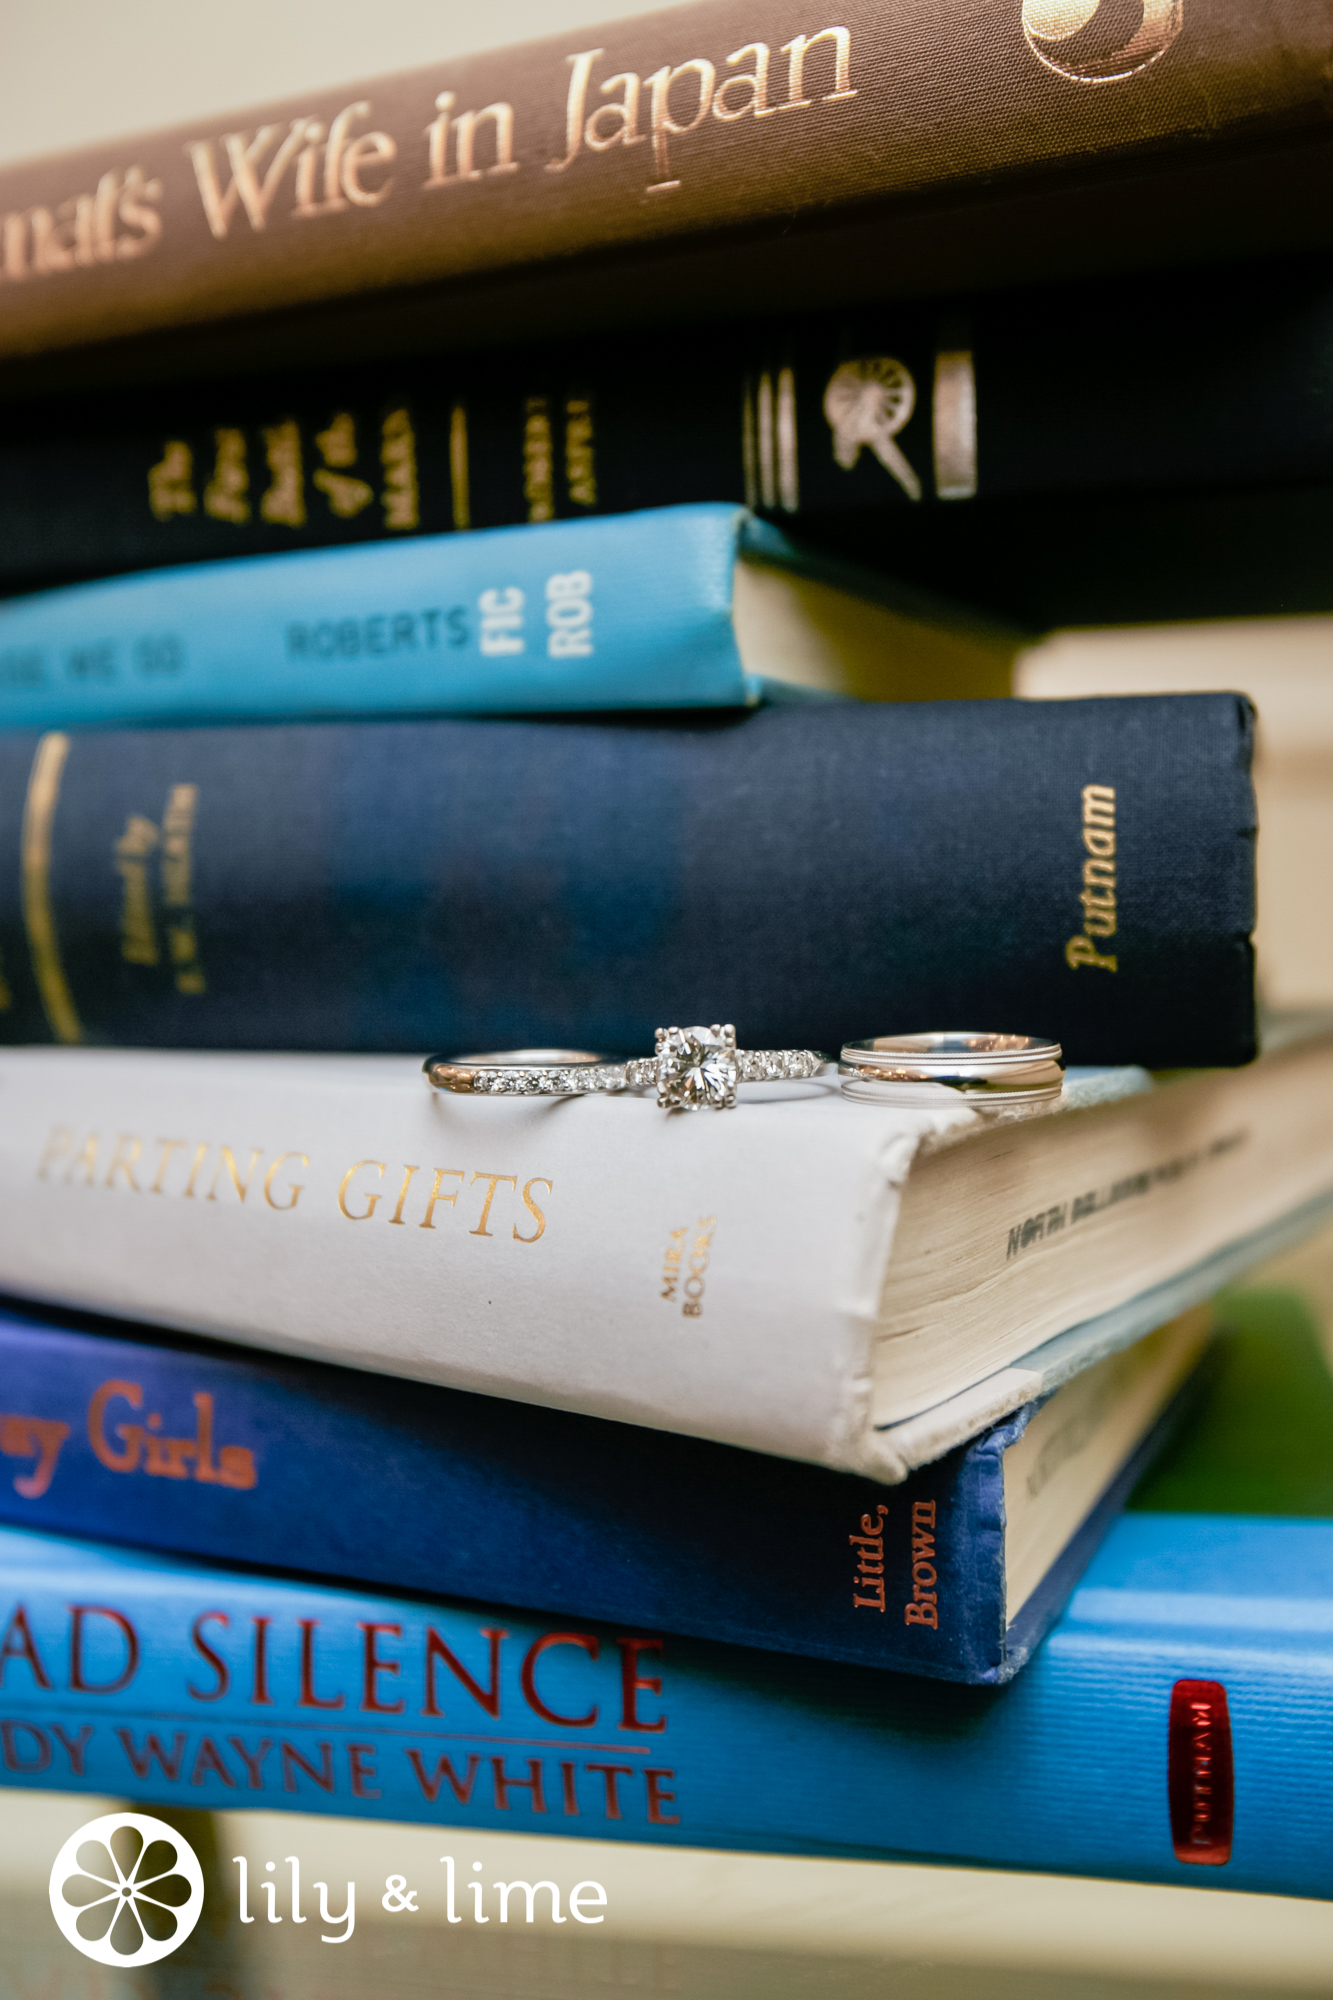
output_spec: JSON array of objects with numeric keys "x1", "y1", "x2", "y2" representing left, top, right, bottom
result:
[
  {"x1": 3, "y1": 1514, "x2": 1333, "y2": 1895},
  {"x1": 0, "y1": 503, "x2": 1013, "y2": 729}
]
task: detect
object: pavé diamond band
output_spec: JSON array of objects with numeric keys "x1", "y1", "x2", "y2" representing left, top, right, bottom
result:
[{"x1": 424, "y1": 1025, "x2": 825, "y2": 1111}]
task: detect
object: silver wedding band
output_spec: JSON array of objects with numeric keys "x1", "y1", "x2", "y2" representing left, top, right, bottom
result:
[{"x1": 839, "y1": 1033, "x2": 1065, "y2": 1101}]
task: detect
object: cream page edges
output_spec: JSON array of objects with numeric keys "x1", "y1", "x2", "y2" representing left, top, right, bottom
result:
[
  {"x1": 0, "y1": 1050, "x2": 964, "y2": 1477},
  {"x1": 871, "y1": 1037, "x2": 1333, "y2": 1428},
  {"x1": 1000, "y1": 1307, "x2": 1212, "y2": 1625}
]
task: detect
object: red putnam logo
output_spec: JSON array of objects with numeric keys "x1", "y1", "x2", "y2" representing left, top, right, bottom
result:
[{"x1": 49, "y1": 1812, "x2": 204, "y2": 1965}]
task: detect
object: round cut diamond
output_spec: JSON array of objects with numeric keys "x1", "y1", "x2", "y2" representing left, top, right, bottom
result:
[{"x1": 655, "y1": 1025, "x2": 739, "y2": 1111}]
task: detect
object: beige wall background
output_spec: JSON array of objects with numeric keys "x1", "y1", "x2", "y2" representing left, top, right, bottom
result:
[{"x1": 0, "y1": 0, "x2": 668, "y2": 170}]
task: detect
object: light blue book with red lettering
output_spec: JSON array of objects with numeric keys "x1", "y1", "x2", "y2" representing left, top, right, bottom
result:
[
  {"x1": 0, "y1": 502, "x2": 1011, "y2": 728},
  {"x1": 0, "y1": 1513, "x2": 1329, "y2": 1895}
]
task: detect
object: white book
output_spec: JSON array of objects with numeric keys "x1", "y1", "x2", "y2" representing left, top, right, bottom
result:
[{"x1": 1, "y1": 1034, "x2": 1331, "y2": 1481}]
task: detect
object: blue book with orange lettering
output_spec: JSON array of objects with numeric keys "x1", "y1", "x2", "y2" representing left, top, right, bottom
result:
[
  {"x1": 1, "y1": 1510, "x2": 1329, "y2": 1895},
  {"x1": 0, "y1": 502, "x2": 1012, "y2": 731},
  {"x1": 0, "y1": 1297, "x2": 1207, "y2": 1685}
]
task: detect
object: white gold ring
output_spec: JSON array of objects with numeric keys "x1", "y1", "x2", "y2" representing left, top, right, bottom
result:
[
  {"x1": 838, "y1": 1032, "x2": 1065, "y2": 1101},
  {"x1": 424, "y1": 1025, "x2": 825, "y2": 1111}
]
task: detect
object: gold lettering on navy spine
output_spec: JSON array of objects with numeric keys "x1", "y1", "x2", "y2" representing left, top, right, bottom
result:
[
  {"x1": 260, "y1": 420, "x2": 305, "y2": 527},
  {"x1": 148, "y1": 441, "x2": 197, "y2": 520},
  {"x1": 162, "y1": 782, "x2": 206, "y2": 993},
  {"x1": 1066, "y1": 783, "x2": 1118, "y2": 974},
  {"x1": 113, "y1": 814, "x2": 160, "y2": 966},
  {"x1": 21, "y1": 732, "x2": 82, "y2": 1045},
  {"x1": 523, "y1": 399, "x2": 555, "y2": 522},
  {"x1": 313, "y1": 412, "x2": 374, "y2": 518},
  {"x1": 203, "y1": 428, "x2": 250, "y2": 524},
  {"x1": 381, "y1": 408, "x2": 419, "y2": 530},
  {"x1": 449, "y1": 403, "x2": 471, "y2": 530},
  {"x1": 564, "y1": 398, "x2": 597, "y2": 507}
]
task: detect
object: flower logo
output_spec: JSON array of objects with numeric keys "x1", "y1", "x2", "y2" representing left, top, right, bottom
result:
[{"x1": 49, "y1": 1812, "x2": 204, "y2": 1966}]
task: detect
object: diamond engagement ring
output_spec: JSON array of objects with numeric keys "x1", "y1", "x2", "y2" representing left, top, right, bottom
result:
[{"x1": 423, "y1": 1026, "x2": 825, "y2": 1110}]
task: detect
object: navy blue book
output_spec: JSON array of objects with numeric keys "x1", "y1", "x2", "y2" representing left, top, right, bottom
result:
[
  {"x1": 1, "y1": 259, "x2": 1332, "y2": 596},
  {"x1": 4, "y1": 1508, "x2": 1333, "y2": 1897},
  {"x1": 0, "y1": 696, "x2": 1256, "y2": 1065},
  {"x1": 0, "y1": 1298, "x2": 1206, "y2": 1685}
]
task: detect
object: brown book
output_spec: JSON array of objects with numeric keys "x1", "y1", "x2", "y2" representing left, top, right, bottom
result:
[{"x1": 0, "y1": 0, "x2": 1329, "y2": 376}]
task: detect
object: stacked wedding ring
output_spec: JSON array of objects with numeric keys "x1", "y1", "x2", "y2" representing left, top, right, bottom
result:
[
  {"x1": 424, "y1": 1024, "x2": 825, "y2": 1111},
  {"x1": 423, "y1": 1050, "x2": 625, "y2": 1096},
  {"x1": 838, "y1": 1033, "x2": 1065, "y2": 1101}
]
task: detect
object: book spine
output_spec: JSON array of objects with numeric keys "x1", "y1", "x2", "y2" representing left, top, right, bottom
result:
[
  {"x1": 0, "y1": 4, "x2": 1326, "y2": 363},
  {"x1": 0, "y1": 698, "x2": 1257, "y2": 1065},
  {"x1": 0, "y1": 1047, "x2": 904, "y2": 1476},
  {"x1": 6, "y1": 262, "x2": 1333, "y2": 596},
  {"x1": 0, "y1": 1308, "x2": 1009, "y2": 1681},
  {"x1": 2, "y1": 1520, "x2": 1330, "y2": 1895},
  {"x1": 0, "y1": 505, "x2": 755, "y2": 731}
]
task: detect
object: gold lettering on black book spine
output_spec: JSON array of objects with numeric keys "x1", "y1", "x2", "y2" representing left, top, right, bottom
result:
[
  {"x1": 313, "y1": 413, "x2": 374, "y2": 519},
  {"x1": 381, "y1": 409, "x2": 419, "y2": 530},
  {"x1": 450, "y1": 404, "x2": 471, "y2": 530},
  {"x1": 261, "y1": 420, "x2": 305, "y2": 527},
  {"x1": 932, "y1": 346, "x2": 977, "y2": 500},
  {"x1": 564, "y1": 398, "x2": 597, "y2": 507},
  {"x1": 148, "y1": 441, "x2": 197, "y2": 520},
  {"x1": 20, "y1": 732, "x2": 82, "y2": 1045},
  {"x1": 203, "y1": 429, "x2": 249, "y2": 524},
  {"x1": 523, "y1": 399, "x2": 555, "y2": 522}
]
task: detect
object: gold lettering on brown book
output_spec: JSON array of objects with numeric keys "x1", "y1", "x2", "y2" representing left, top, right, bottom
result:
[
  {"x1": 551, "y1": 27, "x2": 855, "y2": 193},
  {"x1": 0, "y1": 166, "x2": 161, "y2": 285},
  {"x1": 425, "y1": 94, "x2": 519, "y2": 185}
]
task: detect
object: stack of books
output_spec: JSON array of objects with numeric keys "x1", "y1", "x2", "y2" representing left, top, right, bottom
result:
[{"x1": 2, "y1": 0, "x2": 1333, "y2": 1963}]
